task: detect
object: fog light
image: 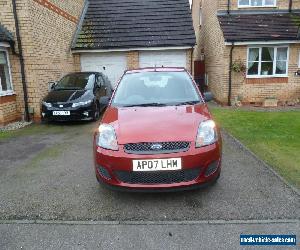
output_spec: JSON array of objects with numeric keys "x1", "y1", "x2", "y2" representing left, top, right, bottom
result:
[
  {"x1": 97, "y1": 165, "x2": 111, "y2": 180},
  {"x1": 204, "y1": 160, "x2": 219, "y2": 177},
  {"x1": 83, "y1": 111, "x2": 89, "y2": 116}
]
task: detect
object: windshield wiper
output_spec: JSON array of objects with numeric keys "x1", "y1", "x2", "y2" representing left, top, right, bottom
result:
[
  {"x1": 123, "y1": 102, "x2": 167, "y2": 107},
  {"x1": 54, "y1": 87, "x2": 82, "y2": 90},
  {"x1": 175, "y1": 100, "x2": 200, "y2": 106}
]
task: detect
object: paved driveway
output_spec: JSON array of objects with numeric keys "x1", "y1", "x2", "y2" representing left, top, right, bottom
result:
[{"x1": 0, "y1": 121, "x2": 299, "y2": 249}]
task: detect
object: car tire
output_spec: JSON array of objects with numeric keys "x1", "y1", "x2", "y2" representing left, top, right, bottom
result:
[{"x1": 93, "y1": 102, "x2": 100, "y2": 121}]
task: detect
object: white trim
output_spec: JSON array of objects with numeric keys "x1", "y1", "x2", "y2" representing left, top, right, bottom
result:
[
  {"x1": 225, "y1": 40, "x2": 299, "y2": 46},
  {"x1": 0, "y1": 47, "x2": 14, "y2": 95},
  {"x1": 72, "y1": 46, "x2": 193, "y2": 54},
  {"x1": 298, "y1": 51, "x2": 300, "y2": 68},
  {"x1": 238, "y1": 0, "x2": 277, "y2": 8},
  {"x1": 0, "y1": 42, "x2": 10, "y2": 48},
  {"x1": 246, "y1": 45, "x2": 289, "y2": 78}
]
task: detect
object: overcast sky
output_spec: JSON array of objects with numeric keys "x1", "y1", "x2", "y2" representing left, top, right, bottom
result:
[{"x1": 189, "y1": 0, "x2": 192, "y2": 6}]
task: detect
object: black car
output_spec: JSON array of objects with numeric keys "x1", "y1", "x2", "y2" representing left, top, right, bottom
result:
[{"x1": 41, "y1": 72, "x2": 112, "y2": 122}]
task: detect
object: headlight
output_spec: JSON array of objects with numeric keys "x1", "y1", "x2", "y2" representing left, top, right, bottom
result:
[
  {"x1": 72, "y1": 100, "x2": 92, "y2": 108},
  {"x1": 42, "y1": 101, "x2": 52, "y2": 108},
  {"x1": 97, "y1": 124, "x2": 118, "y2": 151},
  {"x1": 195, "y1": 120, "x2": 218, "y2": 147}
]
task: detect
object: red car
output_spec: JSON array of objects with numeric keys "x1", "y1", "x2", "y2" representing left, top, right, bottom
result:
[{"x1": 94, "y1": 67, "x2": 222, "y2": 192}]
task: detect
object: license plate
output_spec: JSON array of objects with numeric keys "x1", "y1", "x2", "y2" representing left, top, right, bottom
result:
[
  {"x1": 53, "y1": 111, "x2": 70, "y2": 116},
  {"x1": 133, "y1": 158, "x2": 182, "y2": 172}
]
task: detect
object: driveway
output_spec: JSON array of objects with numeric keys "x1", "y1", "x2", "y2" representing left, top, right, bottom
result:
[{"x1": 0, "y1": 121, "x2": 299, "y2": 249}]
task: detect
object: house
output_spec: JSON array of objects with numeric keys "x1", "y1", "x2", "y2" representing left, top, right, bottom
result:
[
  {"x1": 0, "y1": 0, "x2": 85, "y2": 125},
  {"x1": 192, "y1": 0, "x2": 300, "y2": 105},
  {"x1": 71, "y1": 0, "x2": 195, "y2": 88},
  {"x1": 0, "y1": 0, "x2": 195, "y2": 125}
]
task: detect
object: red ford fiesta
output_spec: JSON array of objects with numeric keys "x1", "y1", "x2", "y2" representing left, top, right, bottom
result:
[{"x1": 93, "y1": 67, "x2": 222, "y2": 192}]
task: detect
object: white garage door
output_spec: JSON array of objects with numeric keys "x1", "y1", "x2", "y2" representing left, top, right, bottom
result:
[
  {"x1": 139, "y1": 50, "x2": 187, "y2": 68},
  {"x1": 80, "y1": 52, "x2": 127, "y2": 88}
]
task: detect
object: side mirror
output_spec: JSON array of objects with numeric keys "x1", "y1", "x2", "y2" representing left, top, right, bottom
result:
[
  {"x1": 203, "y1": 92, "x2": 213, "y2": 102},
  {"x1": 48, "y1": 81, "x2": 56, "y2": 91},
  {"x1": 99, "y1": 96, "x2": 110, "y2": 106}
]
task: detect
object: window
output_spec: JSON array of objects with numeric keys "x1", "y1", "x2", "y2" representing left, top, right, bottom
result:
[
  {"x1": 238, "y1": 0, "x2": 276, "y2": 7},
  {"x1": 247, "y1": 46, "x2": 288, "y2": 77},
  {"x1": 0, "y1": 50, "x2": 13, "y2": 95}
]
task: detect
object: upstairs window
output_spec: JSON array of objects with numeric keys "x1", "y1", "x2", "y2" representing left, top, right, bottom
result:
[
  {"x1": 238, "y1": 0, "x2": 276, "y2": 7},
  {"x1": 0, "y1": 50, "x2": 13, "y2": 95},
  {"x1": 247, "y1": 46, "x2": 288, "y2": 77}
]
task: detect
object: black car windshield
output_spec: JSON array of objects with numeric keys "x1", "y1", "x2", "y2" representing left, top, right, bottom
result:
[
  {"x1": 112, "y1": 71, "x2": 201, "y2": 107},
  {"x1": 54, "y1": 73, "x2": 95, "y2": 90}
]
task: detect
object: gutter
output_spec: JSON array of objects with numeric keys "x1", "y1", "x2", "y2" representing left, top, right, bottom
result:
[
  {"x1": 228, "y1": 42, "x2": 234, "y2": 106},
  {"x1": 12, "y1": 0, "x2": 30, "y2": 122},
  {"x1": 227, "y1": 0, "x2": 231, "y2": 15}
]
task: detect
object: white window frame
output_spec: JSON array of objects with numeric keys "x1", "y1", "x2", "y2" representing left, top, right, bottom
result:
[
  {"x1": 238, "y1": 0, "x2": 277, "y2": 8},
  {"x1": 199, "y1": 7, "x2": 203, "y2": 26},
  {"x1": 0, "y1": 47, "x2": 14, "y2": 96},
  {"x1": 246, "y1": 45, "x2": 289, "y2": 78},
  {"x1": 298, "y1": 51, "x2": 300, "y2": 68}
]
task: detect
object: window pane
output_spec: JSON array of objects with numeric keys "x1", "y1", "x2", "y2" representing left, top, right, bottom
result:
[
  {"x1": 265, "y1": 0, "x2": 275, "y2": 6},
  {"x1": 261, "y1": 62, "x2": 273, "y2": 75},
  {"x1": 262, "y1": 47, "x2": 274, "y2": 61},
  {"x1": 251, "y1": 0, "x2": 263, "y2": 6},
  {"x1": 239, "y1": 0, "x2": 249, "y2": 5},
  {"x1": 0, "y1": 52, "x2": 12, "y2": 92},
  {"x1": 248, "y1": 62, "x2": 259, "y2": 75},
  {"x1": 276, "y1": 61, "x2": 287, "y2": 74},
  {"x1": 276, "y1": 48, "x2": 288, "y2": 60},
  {"x1": 248, "y1": 48, "x2": 259, "y2": 62}
]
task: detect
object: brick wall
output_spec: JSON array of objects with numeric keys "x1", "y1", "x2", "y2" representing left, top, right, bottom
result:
[
  {"x1": 192, "y1": 0, "x2": 203, "y2": 63},
  {"x1": 224, "y1": 44, "x2": 300, "y2": 104},
  {"x1": 193, "y1": 0, "x2": 227, "y2": 101},
  {"x1": 218, "y1": 0, "x2": 299, "y2": 11},
  {"x1": 126, "y1": 51, "x2": 139, "y2": 70}
]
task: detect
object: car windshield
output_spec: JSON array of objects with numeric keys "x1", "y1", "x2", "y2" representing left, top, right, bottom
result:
[
  {"x1": 54, "y1": 73, "x2": 95, "y2": 90},
  {"x1": 112, "y1": 71, "x2": 201, "y2": 107}
]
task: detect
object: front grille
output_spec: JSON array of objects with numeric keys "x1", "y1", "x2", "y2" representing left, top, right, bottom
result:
[
  {"x1": 52, "y1": 103, "x2": 73, "y2": 108},
  {"x1": 124, "y1": 142, "x2": 190, "y2": 154},
  {"x1": 114, "y1": 168, "x2": 201, "y2": 185}
]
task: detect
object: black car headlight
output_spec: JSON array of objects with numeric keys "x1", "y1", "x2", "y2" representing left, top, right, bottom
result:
[
  {"x1": 72, "y1": 100, "x2": 93, "y2": 108},
  {"x1": 42, "y1": 101, "x2": 52, "y2": 108}
]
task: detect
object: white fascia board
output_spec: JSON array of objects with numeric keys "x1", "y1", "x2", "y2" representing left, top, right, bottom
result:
[
  {"x1": 0, "y1": 42, "x2": 10, "y2": 48},
  {"x1": 225, "y1": 40, "x2": 300, "y2": 46},
  {"x1": 71, "y1": 46, "x2": 194, "y2": 54}
]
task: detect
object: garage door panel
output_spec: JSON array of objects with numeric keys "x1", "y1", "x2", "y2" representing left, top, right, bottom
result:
[
  {"x1": 80, "y1": 53, "x2": 126, "y2": 88},
  {"x1": 139, "y1": 50, "x2": 187, "y2": 68}
]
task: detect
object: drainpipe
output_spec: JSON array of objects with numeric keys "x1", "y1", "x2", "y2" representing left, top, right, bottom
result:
[
  {"x1": 12, "y1": 0, "x2": 30, "y2": 122},
  {"x1": 228, "y1": 42, "x2": 234, "y2": 106},
  {"x1": 289, "y1": 0, "x2": 293, "y2": 12},
  {"x1": 227, "y1": 0, "x2": 231, "y2": 15}
]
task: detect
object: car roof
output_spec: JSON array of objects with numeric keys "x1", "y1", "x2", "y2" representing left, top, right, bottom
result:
[{"x1": 125, "y1": 67, "x2": 186, "y2": 74}]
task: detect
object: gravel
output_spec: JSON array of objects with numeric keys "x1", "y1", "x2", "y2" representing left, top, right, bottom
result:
[{"x1": 0, "y1": 121, "x2": 32, "y2": 132}]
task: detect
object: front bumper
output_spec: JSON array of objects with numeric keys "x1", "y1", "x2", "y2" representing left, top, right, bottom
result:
[
  {"x1": 41, "y1": 104, "x2": 94, "y2": 121},
  {"x1": 94, "y1": 141, "x2": 222, "y2": 192}
]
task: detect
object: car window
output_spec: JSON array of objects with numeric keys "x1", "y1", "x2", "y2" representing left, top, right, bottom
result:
[
  {"x1": 112, "y1": 71, "x2": 201, "y2": 107},
  {"x1": 97, "y1": 75, "x2": 104, "y2": 87},
  {"x1": 55, "y1": 73, "x2": 95, "y2": 90}
]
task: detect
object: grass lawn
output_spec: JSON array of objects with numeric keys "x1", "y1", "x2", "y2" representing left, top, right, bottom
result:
[{"x1": 210, "y1": 106, "x2": 300, "y2": 188}]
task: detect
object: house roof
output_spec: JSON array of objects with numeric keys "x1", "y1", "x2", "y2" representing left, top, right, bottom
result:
[
  {"x1": 218, "y1": 12, "x2": 300, "y2": 42},
  {"x1": 0, "y1": 23, "x2": 14, "y2": 44},
  {"x1": 72, "y1": 0, "x2": 196, "y2": 50}
]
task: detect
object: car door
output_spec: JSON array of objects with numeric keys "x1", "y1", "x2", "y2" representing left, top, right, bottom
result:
[{"x1": 96, "y1": 74, "x2": 109, "y2": 112}]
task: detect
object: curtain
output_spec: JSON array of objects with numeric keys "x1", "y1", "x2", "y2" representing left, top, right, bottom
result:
[
  {"x1": 267, "y1": 47, "x2": 274, "y2": 61},
  {"x1": 248, "y1": 48, "x2": 259, "y2": 68},
  {"x1": 276, "y1": 48, "x2": 288, "y2": 72}
]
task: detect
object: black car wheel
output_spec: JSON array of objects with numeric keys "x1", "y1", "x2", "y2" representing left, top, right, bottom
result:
[{"x1": 93, "y1": 102, "x2": 100, "y2": 121}]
